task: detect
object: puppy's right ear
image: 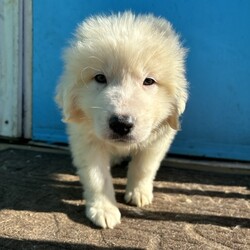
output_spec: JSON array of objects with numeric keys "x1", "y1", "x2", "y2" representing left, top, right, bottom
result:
[{"x1": 55, "y1": 75, "x2": 85, "y2": 123}]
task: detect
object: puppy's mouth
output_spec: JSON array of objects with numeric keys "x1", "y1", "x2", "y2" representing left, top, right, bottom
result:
[{"x1": 108, "y1": 134, "x2": 136, "y2": 144}]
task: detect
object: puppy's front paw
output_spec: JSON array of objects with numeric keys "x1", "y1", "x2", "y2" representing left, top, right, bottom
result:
[
  {"x1": 125, "y1": 185, "x2": 153, "y2": 207},
  {"x1": 86, "y1": 203, "x2": 121, "y2": 229}
]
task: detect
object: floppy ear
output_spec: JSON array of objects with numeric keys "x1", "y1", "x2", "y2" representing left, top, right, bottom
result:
[
  {"x1": 167, "y1": 106, "x2": 180, "y2": 130},
  {"x1": 55, "y1": 75, "x2": 85, "y2": 123},
  {"x1": 167, "y1": 88, "x2": 188, "y2": 130}
]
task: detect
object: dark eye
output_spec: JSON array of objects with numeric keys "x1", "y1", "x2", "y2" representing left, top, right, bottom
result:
[
  {"x1": 143, "y1": 77, "x2": 156, "y2": 86},
  {"x1": 94, "y1": 74, "x2": 107, "y2": 84}
]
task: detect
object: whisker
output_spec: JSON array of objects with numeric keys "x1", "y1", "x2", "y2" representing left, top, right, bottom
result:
[
  {"x1": 89, "y1": 106, "x2": 109, "y2": 113},
  {"x1": 80, "y1": 67, "x2": 89, "y2": 86},
  {"x1": 90, "y1": 106, "x2": 104, "y2": 110},
  {"x1": 80, "y1": 65, "x2": 108, "y2": 86},
  {"x1": 88, "y1": 56, "x2": 104, "y2": 64}
]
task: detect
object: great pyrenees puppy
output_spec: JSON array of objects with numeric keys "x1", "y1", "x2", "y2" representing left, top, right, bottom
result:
[{"x1": 56, "y1": 12, "x2": 188, "y2": 229}]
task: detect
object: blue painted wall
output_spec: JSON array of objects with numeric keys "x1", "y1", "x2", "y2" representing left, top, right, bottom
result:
[{"x1": 33, "y1": 0, "x2": 250, "y2": 160}]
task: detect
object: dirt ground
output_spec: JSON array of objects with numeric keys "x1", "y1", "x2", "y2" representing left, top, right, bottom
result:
[{"x1": 0, "y1": 144, "x2": 249, "y2": 249}]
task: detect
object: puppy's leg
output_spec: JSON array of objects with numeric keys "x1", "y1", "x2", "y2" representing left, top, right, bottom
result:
[
  {"x1": 125, "y1": 133, "x2": 175, "y2": 207},
  {"x1": 72, "y1": 140, "x2": 120, "y2": 229}
]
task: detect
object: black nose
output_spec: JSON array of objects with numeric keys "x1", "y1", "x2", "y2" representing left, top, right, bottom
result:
[{"x1": 109, "y1": 114, "x2": 134, "y2": 136}]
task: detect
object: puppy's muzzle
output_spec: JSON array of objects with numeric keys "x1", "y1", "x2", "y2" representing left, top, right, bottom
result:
[{"x1": 109, "y1": 114, "x2": 134, "y2": 137}]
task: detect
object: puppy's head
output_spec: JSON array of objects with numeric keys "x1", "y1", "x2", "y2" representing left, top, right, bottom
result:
[{"x1": 56, "y1": 12, "x2": 188, "y2": 145}]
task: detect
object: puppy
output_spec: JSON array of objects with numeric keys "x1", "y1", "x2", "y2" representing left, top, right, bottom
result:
[{"x1": 56, "y1": 12, "x2": 188, "y2": 229}]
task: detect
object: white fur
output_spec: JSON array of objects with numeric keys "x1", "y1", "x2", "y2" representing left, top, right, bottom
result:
[{"x1": 56, "y1": 12, "x2": 188, "y2": 229}]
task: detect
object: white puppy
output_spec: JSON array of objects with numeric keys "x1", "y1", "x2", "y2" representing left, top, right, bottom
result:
[{"x1": 56, "y1": 12, "x2": 188, "y2": 229}]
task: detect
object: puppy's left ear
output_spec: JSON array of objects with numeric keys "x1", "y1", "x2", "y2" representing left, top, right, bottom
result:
[
  {"x1": 168, "y1": 84, "x2": 188, "y2": 130},
  {"x1": 167, "y1": 107, "x2": 180, "y2": 130}
]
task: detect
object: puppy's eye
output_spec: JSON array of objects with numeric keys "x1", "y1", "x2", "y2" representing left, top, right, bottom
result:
[
  {"x1": 143, "y1": 78, "x2": 156, "y2": 86},
  {"x1": 94, "y1": 74, "x2": 107, "y2": 84}
]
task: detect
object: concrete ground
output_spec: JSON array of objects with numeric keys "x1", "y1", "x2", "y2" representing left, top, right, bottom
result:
[{"x1": 0, "y1": 143, "x2": 249, "y2": 249}]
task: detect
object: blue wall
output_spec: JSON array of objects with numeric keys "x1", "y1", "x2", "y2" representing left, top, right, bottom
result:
[{"x1": 33, "y1": 0, "x2": 250, "y2": 160}]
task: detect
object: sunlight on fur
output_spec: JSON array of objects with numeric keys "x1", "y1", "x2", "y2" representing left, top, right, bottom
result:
[{"x1": 55, "y1": 11, "x2": 188, "y2": 229}]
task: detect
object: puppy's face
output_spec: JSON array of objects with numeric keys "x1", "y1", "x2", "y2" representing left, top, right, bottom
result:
[
  {"x1": 78, "y1": 62, "x2": 173, "y2": 144},
  {"x1": 56, "y1": 13, "x2": 188, "y2": 146}
]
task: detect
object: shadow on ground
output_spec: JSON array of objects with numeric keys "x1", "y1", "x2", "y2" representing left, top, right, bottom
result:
[
  {"x1": 0, "y1": 237, "x2": 139, "y2": 250},
  {"x1": 0, "y1": 148, "x2": 249, "y2": 249}
]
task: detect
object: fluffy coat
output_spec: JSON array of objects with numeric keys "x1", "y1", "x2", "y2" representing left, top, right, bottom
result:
[{"x1": 56, "y1": 12, "x2": 188, "y2": 228}]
